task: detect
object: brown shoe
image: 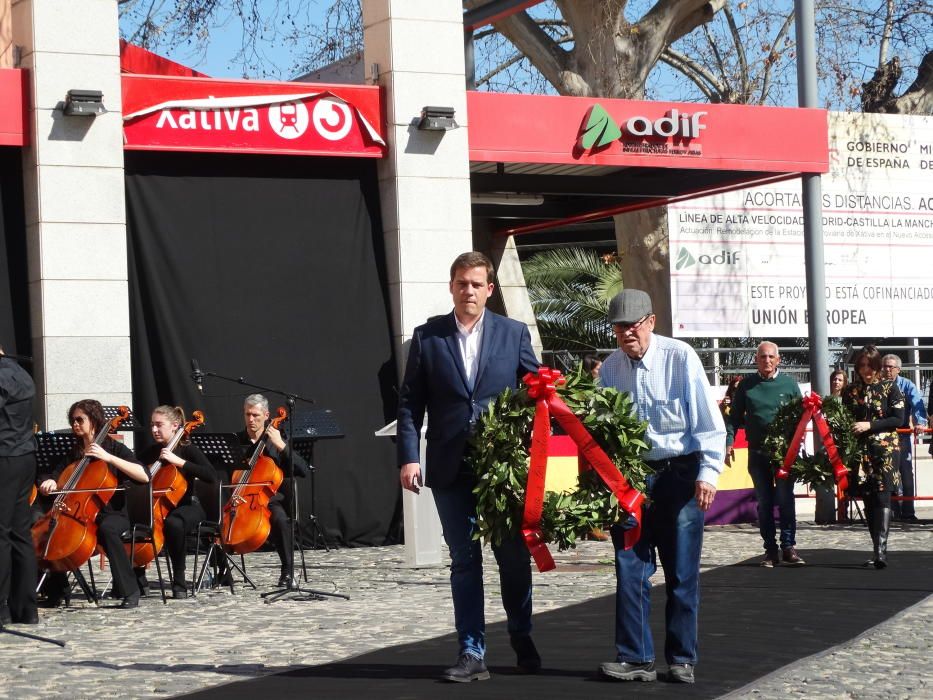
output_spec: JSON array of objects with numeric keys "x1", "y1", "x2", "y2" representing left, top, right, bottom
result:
[
  {"x1": 760, "y1": 551, "x2": 779, "y2": 568},
  {"x1": 782, "y1": 547, "x2": 805, "y2": 566}
]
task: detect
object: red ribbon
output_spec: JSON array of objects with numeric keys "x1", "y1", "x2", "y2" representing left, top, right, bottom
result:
[
  {"x1": 777, "y1": 393, "x2": 848, "y2": 491},
  {"x1": 521, "y1": 367, "x2": 646, "y2": 572}
]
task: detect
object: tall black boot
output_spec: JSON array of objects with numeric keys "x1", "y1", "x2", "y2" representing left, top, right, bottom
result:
[
  {"x1": 863, "y1": 501, "x2": 877, "y2": 567},
  {"x1": 874, "y1": 507, "x2": 891, "y2": 569}
]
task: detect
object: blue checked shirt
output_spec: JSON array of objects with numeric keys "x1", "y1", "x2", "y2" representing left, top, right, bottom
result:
[{"x1": 600, "y1": 333, "x2": 726, "y2": 487}]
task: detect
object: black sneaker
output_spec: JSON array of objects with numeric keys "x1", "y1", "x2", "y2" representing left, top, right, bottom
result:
[
  {"x1": 441, "y1": 654, "x2": 490, "y2": 683},
  {"x1": 172, "y1": 584, "x2": 188, "y2": 599},
  {"x1": 599, "y1": 660, "x2": 657, "y2": 682},
  {"x1": 510, "y1": 634, "x2": 542, "y2": 673},
  {"x1": 669, "y1": 663, "x2": 695, "y2": 684}
]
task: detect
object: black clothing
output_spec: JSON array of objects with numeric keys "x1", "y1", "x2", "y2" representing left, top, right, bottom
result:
[
  {"x1": 0, "y1": 454, "x2": 38, "y2": 620},
  {"x1": 0, "y1": 357, "x2": 38, "y2": 621},
  {"x1": 234, "y1": 430, "x2": 309, "y2": 568},
  {"x1": 42, "y1": 438, "x2": 140, "y2": 514},
  {"x1": 41, "y1": 438, "x2": 144, "y2": 600},
  {"x1": 0, "y1": 357, "x2": 36, "y2": 457},
  {"x1": 137, "y1": 442, "x2": 217, "y2": 507},
  {"x1": 162, "y1": 503, "x2": 206, "y2": 587},
  {"x1": 136, "y1": 441, "x2": 216, "y2": 588}
]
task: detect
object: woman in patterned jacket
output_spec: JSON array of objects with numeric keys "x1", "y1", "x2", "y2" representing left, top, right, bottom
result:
[{"x1": 842, "y1": 345, "x2": 905, "y2": 569}]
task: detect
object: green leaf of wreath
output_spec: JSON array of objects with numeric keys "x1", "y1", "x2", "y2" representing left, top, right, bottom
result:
[
  {"x1": 762, "y1": 395, "x2": 859, "y2": 489},
  {"x1": 467, "y1": 365, "x2": 651, "y2": 550}
]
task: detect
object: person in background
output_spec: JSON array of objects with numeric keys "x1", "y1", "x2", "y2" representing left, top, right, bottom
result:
[
  {"x1": 38, "y1": 399, "x2": 148, "y2": 608},
  {"x1": 135, "y1": 405, "x2": 216, "y2": 598},
  {"x1": 719, "y1": 375, "x2": 742, "y2": 419},
  {"x1": 843, "y1": 346, "x2": 905, "y2": 569},
  {"x1": 582, "y1": 354, "x2": 602, "y2": 380},
  {"x1": 880, "y1": 354, "x2": 927, "y2": 522},
  {"x1": 829, "y1": 369, "x2": 848, "y2": 398},
  {"x1": 726, "y1": 342, "x2": 804, "y2": 567},
  {"x1": 0, "y1": 346, "x2": 38, "y2": 625}
]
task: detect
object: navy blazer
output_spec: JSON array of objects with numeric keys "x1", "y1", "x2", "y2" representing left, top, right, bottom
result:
[{"x1": 397, "y1": 310, "x2": 539, "y2": 489}]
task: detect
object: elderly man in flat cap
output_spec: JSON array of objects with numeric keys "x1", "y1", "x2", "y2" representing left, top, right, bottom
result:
[{"x1": 597, "y1": 290, "x2": 725, "y2": 686}]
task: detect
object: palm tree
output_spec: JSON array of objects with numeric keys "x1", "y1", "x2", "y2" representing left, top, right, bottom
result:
[{"x1": 522, "y1": 248, "x2": 623, "y2": 352}]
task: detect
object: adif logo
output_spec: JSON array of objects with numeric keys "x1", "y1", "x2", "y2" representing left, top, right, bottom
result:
[
  {"x1": 675, "y1": 247, "x2": 696, "y2": 270},
  {"x1": 269, "y1": 101, "x2": 309, "y2": 139},
  {"x1": 579, "y1": 104, "x2": 622, "y2": 150},
  {"x1": 578, "y1": 104, "x2": 707, "y2": 152}
]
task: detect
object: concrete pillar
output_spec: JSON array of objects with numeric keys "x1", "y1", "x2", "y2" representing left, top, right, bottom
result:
[
  {"x1": 362, "y1": 0, "x2": 473, "y2": 371},
  {"x1": 489, "y1": 234, "x2": 542, "y2": 357},
  {"x1": 12, "y1": 0, "x2": 129, "y2": 430}
]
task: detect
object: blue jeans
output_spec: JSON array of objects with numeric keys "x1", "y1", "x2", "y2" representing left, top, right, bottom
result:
[
  {"x1": 609, "y1": 455, "x2": 705, "y2": 666},
  {"x1": 431, "y1": 475, "x2": 533, "y2": 659},
  {"x1": 894, "y1": 434, "x2": 915, "y2": 518},
  {"x1": 748, "y1": 450, "x2": 796, "y2": 551}
]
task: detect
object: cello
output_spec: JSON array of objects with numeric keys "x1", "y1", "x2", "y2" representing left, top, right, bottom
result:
[
  {"x1": 222, "y1": 407, "x2": 286, "y2": 554},
  {"x1": 128, "y1": 410, "x2": 205, "y2": 568},
  {"x1": 32, "y1": 406, "x2": 131, "y2": 573}
]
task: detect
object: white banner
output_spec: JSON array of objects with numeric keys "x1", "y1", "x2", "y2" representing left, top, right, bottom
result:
[{"x1": 669, "y1": 112, "x2": 933, "y2": 337}]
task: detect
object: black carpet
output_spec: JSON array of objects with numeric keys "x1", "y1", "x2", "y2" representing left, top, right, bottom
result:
[{"x1": 180, "y1": 549, "x2": 933, "y2": 699}]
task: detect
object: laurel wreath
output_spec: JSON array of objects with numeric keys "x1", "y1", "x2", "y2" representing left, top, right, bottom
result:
[
  {"x1": 761, "y1": 396, "x2": 859, "y2": 489},
  {"x1": 467, "y1": 367, "x2": 652, "y2": 551}
]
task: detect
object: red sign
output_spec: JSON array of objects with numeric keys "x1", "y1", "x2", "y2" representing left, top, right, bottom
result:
[
  {"x1": 0, "y1": 69, "x2": 28, "y2": 147},
  {"x1": 467, "y1": 92, "x2": 828, "y2": 174},
  {"x1": 122, "y1": 75, "x2": 385, "y2": 158}
]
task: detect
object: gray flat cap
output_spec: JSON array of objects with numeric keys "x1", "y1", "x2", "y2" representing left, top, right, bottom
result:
[{"x1": 608, "y1": 289, "x2": 653, "y2": 324}]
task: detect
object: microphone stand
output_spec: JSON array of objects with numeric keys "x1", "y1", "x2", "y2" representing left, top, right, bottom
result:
[{"x1": 192, "y1": 366, "x2": 348, "y2": 603}]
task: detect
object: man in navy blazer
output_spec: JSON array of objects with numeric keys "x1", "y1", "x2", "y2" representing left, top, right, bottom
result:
[{"x1": 398, "y1": 251, "x2": 540, "y2": 683}]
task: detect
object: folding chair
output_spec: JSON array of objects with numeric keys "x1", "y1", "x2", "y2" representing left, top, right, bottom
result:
[
  {"x1": 191, "y1": 477, "x2": 255, "y2": 595},
  {"x1": 121, "y1": 480, "x2": 171, "y2": 604}
]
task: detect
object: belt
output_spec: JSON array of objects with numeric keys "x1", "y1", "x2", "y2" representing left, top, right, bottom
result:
[{"x1": 645, "y1": 452, "x2": 699, "y2": 471}]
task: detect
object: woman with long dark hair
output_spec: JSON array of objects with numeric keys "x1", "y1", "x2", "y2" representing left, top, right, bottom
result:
[
  {"x1": 842, "y1": 346, "x2": 905, "y2": 568},
  {"x1": 37, "y1": 399, "x2": 148, "y2": 607}
]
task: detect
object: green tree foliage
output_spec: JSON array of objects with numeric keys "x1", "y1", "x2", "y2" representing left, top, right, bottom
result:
[{"x1": 521, "y1": 248, "x2": 623, "y2": 351}]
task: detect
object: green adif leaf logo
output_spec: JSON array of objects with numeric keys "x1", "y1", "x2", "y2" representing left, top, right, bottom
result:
[
  {"x1": 675, "y1": 247, "x2": 696, "y2": 270},
  {"x1": 579, "y1": 104, "x2": 621, "y2": 150}
]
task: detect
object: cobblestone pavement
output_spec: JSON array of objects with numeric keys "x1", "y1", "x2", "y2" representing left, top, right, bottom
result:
[{"x1": 2, "y1": 509, "x2": 930, "y2": 700}]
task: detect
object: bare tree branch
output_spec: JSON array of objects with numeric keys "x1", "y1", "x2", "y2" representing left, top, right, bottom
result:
[
  {"x1": 660, "y1": 48, "x2": 721, "y2": 101},
  {"x1": 756, "y1": 10, "x2": 795, "y2": 105}
]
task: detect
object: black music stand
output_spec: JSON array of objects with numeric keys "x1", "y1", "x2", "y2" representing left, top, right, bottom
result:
[
  {"x1": 101, "y1": 406, "x2": 143, "y2": 432},
  {"x1": 33, "y1": 433, "x2": 99, "y2": 606},
  {"x1": 292, "y1": 409, "x2": 344, "y2": 551},
  {"x1": 261, "y1": 409, "x2": 348, "y2": 603},
  {"x1": 189, "y1": 433, "x2": 256, "y2": 591}
]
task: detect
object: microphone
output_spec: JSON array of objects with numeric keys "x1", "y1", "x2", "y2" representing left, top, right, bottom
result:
[{"x1": 190, "y1": 358, "x2": 204, "y2": 394}]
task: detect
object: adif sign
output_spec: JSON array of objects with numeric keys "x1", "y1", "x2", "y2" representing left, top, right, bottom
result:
[{"x1": 625, "y1": 109, "x2": 707, "y2": 139}]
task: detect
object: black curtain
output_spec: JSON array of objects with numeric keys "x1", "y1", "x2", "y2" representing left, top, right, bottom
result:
[
  {"x1": 0, "y1": 147, "x2": 29, "y2": 356},
  {"x1": 125, "y1": 151, "x2": 399, "y2": 546}
]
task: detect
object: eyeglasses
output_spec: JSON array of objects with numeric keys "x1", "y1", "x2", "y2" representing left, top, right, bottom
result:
[
  {"x1": 882, "y1": 364, "x2": 898, "y2": 370},
  {"x1": 613, "y1": 314, "x2": 651, "y2": 332}
]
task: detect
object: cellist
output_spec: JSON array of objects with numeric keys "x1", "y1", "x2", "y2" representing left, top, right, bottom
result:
[
  {"x1": 233, "y1": 394, "x2": 308, "y2": 587},
  {"x1": 134, "y1": 405, "x2": 215, "y2": 598},
  {"x1": 37, "y1": 399, "x2": 148, "y2": 608}
]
